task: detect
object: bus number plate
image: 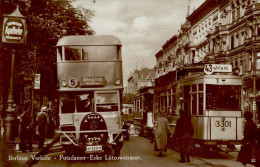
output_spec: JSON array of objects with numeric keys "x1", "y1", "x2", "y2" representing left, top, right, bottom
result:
[{"x1": 86, "y1": 145, "x2": 102, "y2": 152}]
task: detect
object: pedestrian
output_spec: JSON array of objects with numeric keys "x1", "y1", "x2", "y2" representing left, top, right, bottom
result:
[
  {"x1": 36, "y1": 106, "x2": 48, "y2": 148},
  {"x1": 153, "y1": 109, "x2": 170, "y2": 157},
  {"x1": 19, "y1": 103, "x2": 33, "y2": 152},
  {"x1": 237, "y1": 111, "x2": 257, "y2": 166},
  {"x1": 175, "y1": 109, "x2": 194, "y2": 163}
]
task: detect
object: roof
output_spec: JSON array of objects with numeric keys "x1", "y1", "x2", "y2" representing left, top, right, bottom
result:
[{"x1": 57, "y1": 35, "x2": 121, "y2": 46}]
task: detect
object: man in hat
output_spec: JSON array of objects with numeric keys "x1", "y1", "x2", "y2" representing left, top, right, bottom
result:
[
  {"x1": 36, "y1": 106, "x2": 48, "y2": 148},
  {"x1": 19, "y1": 103, "x2": 33, "y2": 152},
  {"x1": 154, "y1": 109, "x2": 171, "y2": 156},
  {"x1": 175, "y1": 109, "x2": 194, "y2": 163}
]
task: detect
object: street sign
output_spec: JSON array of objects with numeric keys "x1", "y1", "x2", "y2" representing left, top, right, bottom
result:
[
  {"x1": 2, "y1": 6, "x2": 27, "y2": 44},
  {"x1": 253, "y1": 101, "x2": 256, "y2": 111},
  {"x1": 34, "y1": 74, "x2": 40, "y2": 89}
]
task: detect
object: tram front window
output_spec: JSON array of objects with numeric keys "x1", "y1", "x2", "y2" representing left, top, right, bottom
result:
[
  {"x1": 206, "y1": 85, "x2": 241, "y2": 110},
  {"x1": 96, "y1": 92, "x2": 119, "y2": 112}
]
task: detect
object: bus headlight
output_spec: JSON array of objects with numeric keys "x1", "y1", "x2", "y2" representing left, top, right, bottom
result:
[
  {"x1": 115, "y1": 79, "x2": 121, "y2": 85},
  {"x1": 61, "y1": 80, "x2": 67, "y2": 87}
]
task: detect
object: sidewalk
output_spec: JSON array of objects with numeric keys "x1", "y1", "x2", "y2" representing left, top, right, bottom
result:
[{"x1": 10, "y1": 132, "x2": 60, "y2": 167}]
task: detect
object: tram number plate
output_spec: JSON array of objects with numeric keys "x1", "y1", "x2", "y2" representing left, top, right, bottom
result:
[
  {"x1": 86, "y1": 145, "x2": 102, "y2": 152},
  {"x1": 215, "y1": 117, "x2": 231, "y2": 128}
]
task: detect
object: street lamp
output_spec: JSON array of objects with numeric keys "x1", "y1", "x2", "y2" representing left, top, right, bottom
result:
[{"x1": 1, "y1": 6, "x2": 27, "y2": 142}]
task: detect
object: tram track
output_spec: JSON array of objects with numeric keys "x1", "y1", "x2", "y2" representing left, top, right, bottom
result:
[{"x1": 191, "y1": 148, "x2": 243, "y2": 167}]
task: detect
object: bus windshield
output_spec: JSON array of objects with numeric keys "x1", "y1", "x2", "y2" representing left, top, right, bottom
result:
[
  {"x1": 206, "y1": 85, "x2": 241, "y2": 110},
  {"x1": 64, "y1": 46, "x2": 118, "y2": 61},
  {"x1": 76, "y1": 94, "x2": 94, "y2": 113},
  {"x1": 96, "y1": 92, "x2": 119, "y2": 112}
]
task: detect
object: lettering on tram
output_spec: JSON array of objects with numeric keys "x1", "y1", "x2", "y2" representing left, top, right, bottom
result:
[{"x1": 56, "y1": 35, "x2": 124, "y2": 157}]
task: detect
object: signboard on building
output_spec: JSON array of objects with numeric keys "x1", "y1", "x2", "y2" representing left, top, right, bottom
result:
[
  {"x1": 2, "y1": 7, "x2": 27, "y2": 44},
  {"x1": 34, "y1": 74, "x2": 40, "y2": 89},
  {"x1": 204, "y1": 64, "x2": 232, "y2": 75}
]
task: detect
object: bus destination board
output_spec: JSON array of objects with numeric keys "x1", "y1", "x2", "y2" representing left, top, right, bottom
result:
[{"x1": 80, "y1": 76, "x2": 105, "y2": 86}]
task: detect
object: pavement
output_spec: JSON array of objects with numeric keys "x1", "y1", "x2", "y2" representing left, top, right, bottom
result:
[{"x1": 9, "y1": 131, "x2": 60, "y2": 167}]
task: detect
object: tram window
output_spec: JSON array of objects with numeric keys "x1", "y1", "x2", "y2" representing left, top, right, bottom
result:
[
  {"x1": 192, "y1": 93, "x2": 197, "y2": 115},
  {"x1": 192, "y1": 85, "x2": 197, "y2": 91},
  {"x1": 206, "y1": 85, "x2": 241, "y2": 110},
  {"x1": 96, "y1": 92, "x2": 119, "y2": 112},
  {"x1": 65, "y1": 47, "x2": 81, "y2": 60},
  {"x1": 82, "y1": 46, "x2": 98, "y2": 60},
  {"x1": 76, "y1": 94, "x2": 93, "y2": 113},
  {"x1": 198, "y1": 93, "x2": 203, "y2": 115},
  {"x1": 198, "y1": 84, "x2": 203, "y2": 91},
  {"x1": 99, "y1": 46, "x2": 116, "y2": 60}
]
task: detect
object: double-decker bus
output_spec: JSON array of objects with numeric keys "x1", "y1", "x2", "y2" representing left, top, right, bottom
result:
[{"x1": 56, "y1": 35, "x2": 124, "y2": 156}]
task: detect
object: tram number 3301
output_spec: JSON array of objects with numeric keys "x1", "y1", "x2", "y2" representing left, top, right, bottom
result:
[{"x1": 215, "y1": 118, "x2": 231, "y2": 128}]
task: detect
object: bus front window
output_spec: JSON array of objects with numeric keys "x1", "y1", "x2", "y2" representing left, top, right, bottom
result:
[
  {"x1": 206, "y1": 85, "x2": 241, "y2": 110},
  {"x1": 76, "y1": 94, "x2": 93, "y2": 113},
  {"x1": 60, "y1": 94, "x2": 75, "y2": 113},
  {"x1": 96, "y1": 92, "x2": 119, "y2": 112},
  {"x1": 65, "y1": 47, "x2": 81, "y2": 60}
]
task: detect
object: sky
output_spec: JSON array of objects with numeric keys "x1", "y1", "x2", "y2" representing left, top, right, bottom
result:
[{"x1": 74, "y1": 0, "x2": 205, "y2": 86}]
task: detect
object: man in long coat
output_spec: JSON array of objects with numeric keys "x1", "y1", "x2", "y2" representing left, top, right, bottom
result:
[
  {"x1": 36, "y1": 107, "x2": 48, "y2": 148},
  {"x1": 154, "y1": 110, "x2": 170, "y2": 156},
  {"x1": 175, "y1": 109, "x2": 194, "y2": 163}
]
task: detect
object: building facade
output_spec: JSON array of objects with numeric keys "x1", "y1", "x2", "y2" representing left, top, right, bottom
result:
[
  {"x1": 154, "y1": 0, "x2": 260, "y2": 121},
  {"x1": 126, "y1": 67, "x2": 155, "y2": 95}
]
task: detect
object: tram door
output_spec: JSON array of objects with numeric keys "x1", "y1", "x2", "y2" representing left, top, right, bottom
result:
[{"x1": 183, "y1": 85, "x2": 190, "y2": 113}]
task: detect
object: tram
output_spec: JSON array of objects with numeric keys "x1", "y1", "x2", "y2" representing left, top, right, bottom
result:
[
  {"x1": 178, "y1": 67, "x2": 243, "y2": 149},
  {"x1": 155, "y1": 64, "x2": 244, "y2": 150},
  {"x1": 56, "y1": 35, "x2": 124, "y2": 156}
]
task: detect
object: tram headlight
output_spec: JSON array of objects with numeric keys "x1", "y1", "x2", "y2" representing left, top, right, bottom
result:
[
  {"x1": 115, "y1": 79, "x2": 121, "y2": 85},
  {"x1": 61, "y1": 80, "x2": 67, "y2": 87}
]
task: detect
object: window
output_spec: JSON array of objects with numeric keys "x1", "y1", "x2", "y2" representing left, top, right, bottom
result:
[
  {"x1": 76, "y1": 94, "x2": 93, "y2": 113},
  {"x1": 65, "y1": 47, "x2": 81, "y2": 60},
  {"x1": 99, "y1": 46, "x2": 117, "y2": 60},
  {"x1": 96, "y1": 92, "x2": 119, "y2": 112},
  {"x1": 82, "y1": 46, "x2": 98, "y2": 60},
  {"x1": 60, "y1": 94, "x2": 75, "y2": 113},
  {"x1": 57, "y1": 47, "x2": 62, "y2": 61},
  {"x1": 257, "y1": 53, "x2": 260, "y2": 70},
  {"x1": 198, "y1": 84, "x2": 203, "y2": 115},
  {"x1": 237, "y1": 7, "x2": 240, "y2": 19},
  {"x1": 206, "y1": 85, "x2": 241, "y2": 110}
]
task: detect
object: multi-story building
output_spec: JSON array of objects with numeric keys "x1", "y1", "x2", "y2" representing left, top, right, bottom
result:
[
  {"x1": 154, "y1": 0, "x2": 260, "y2": 120},
  {"x1": 126, "y1": 67, "x2": 155, "y2": 95}
]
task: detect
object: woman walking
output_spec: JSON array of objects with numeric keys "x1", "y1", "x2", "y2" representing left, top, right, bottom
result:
[{"x1": 154, "y1": 110, "x2": 170, "y2": 156}]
